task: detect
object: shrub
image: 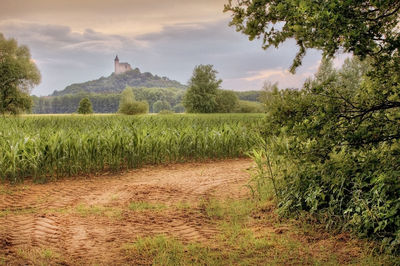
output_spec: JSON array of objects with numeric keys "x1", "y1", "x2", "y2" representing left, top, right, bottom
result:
[
  {"x1": 77, "y1": 97, "x2": 93, "y2": 114},
  {"x1": 235, "y1": 100, "x2": 264, "y2": 113},
  {"x1": 118, "y1": 87, "x2": 149, "y2": 115},
  {"x1": 119, "y1": 101, "x2": 149, "y2": 115},
  {"x1": 173, "y1": 104, "x2": 185, "y2": 113},
  {"x1": 256, "y1": 58, "x2": 400, "y2": 254},
  {"x1": 153, "y1": 100, "x2": 171, "y2": 113}
]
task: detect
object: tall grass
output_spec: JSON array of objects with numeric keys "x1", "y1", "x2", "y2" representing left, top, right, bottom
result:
[{"x1": 0, "y1": 114, "x2": 264, "y2": 182}]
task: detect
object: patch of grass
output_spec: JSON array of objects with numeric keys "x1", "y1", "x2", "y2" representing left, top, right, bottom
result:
[
  {"x1": 0, "y1": 187, "x2": 13, "y2": 195},
  {"x1": 75, "y1": 204, "x2": 122, "y2": 218},
  {"x1": 104, "y1": 208, "x2": 122, "y2": 219},
  {"x1": 0, "y1": 207, "x2": 38, "y2": 217},
  {"x1": 200, "y1": 198, "x2": 254, "y2": 223},
  {"x1": 75, "y1": 204, "x2": 103, "y2": 217},
  {"x1": 197, "y1": 198, "x2": 400, "y2": 265},
  {"x1": 0, "y1": 210, "x2": 10, "y2": 217},
  {"x1": 175, "y1": 201, "x2": 192, "y2": 210},
  {"x1": 110, "y1": 194, "x2": 120, "y2": 201},
  {"x1": 123, "y1": 235, "x2": 221, "y2": 265},
  {"x1": 14, "y1": 247, "x2": 64, "y2": 265},
  {"x1": 128, "y1": 201, "x2": 166, "y2": 212}
]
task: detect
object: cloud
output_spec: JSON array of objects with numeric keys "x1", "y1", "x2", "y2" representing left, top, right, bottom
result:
[
  {"x1": 0, "y1": 0, "x2": 228, "y2": 35},
  {"x1": 0, "y1": 18, "x2": 324, "y2": 95},
  {"x1": 0, "y1": 20, "x2": 145, "y2": 95},
  {"x1": 227, "y1": 68, "x2": 315, "y2": 90}
]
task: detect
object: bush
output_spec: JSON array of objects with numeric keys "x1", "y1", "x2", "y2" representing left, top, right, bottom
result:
[
  {"x1": 153, "y1": 100, "x2": 171, "y2": 113},
  {"x1": 118, "y1": 87, "x2": 149, "y2": 115},
  {"x1": 119, "y1": 101, "x2": 149, "y2": 115},
  {"x1": 173, "y1": 104, "x2": 185, "y2": 113},
  {"x1": 235, "y1": 100, "x2": 264, "y2": 113},
  {"x1": 257, "y1": 58, "x2": 400, "y2": 254}
]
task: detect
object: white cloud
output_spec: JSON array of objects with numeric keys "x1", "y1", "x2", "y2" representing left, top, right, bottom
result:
[{"x1": 0, "y1": 18, "x2": 325, "y2": 95}]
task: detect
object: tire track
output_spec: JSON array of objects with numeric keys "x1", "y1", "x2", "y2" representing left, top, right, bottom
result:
[{"x1": 0, "y1": 159, "x2": 253, "y2": 264}]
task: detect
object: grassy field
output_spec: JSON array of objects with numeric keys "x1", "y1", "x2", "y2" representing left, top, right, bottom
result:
[{"x1": 0, "y1": 114, "x2": 265, "y2": 182}]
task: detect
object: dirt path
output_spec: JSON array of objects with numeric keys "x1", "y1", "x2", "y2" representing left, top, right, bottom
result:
[{"x1": 0, "y1": 159, "x2": 252, "y2": 265}]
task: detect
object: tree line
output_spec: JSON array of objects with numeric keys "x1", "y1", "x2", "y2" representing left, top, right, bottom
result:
[{"x1": 32, "y1": 86, "x2": 263, "y2": 114}]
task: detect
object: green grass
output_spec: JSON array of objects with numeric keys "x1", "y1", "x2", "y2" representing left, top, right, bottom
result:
[
  {"x1": 13, "y1": 247, "x2": 64, "y2": 265},
  {"x1": 123, "y1": 235, "x2": 222, "y2": 265},
  {"x1": 123, "y1": 198, "x2": 399, "y2": 265},
  {"x1": 0, "y1": 114, "x2": 264, "y2": 183},
  {"x1": 74, "y1": 204, "x2": 122, "y2": 218},
  {"x1": 174, "y1": 201, "x2": 192, "y2": 211},
  {"x1": 129, "y1": 201, "x2": 166, "y2": 211}
]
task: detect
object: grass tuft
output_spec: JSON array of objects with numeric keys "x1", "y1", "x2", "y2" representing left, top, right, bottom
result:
[{"x1": 128, "y1": 201, "x2": 166, "y2": 212}]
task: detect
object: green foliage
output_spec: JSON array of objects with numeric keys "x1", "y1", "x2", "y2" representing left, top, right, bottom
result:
[
  {"x1": 225, "y1": 0, "x2": 400, "y2": 72},
  {"x1": 0, "y1": 114, "x2": 264, "y2": 182},
  {"x1": 226, "y1": 0, "x2": 399, "y2": 253},
  {"x1": 52, "y1": 68, "x2": 186, "y2": 96},
  {"x1": 0, "y1": 33, "x2": 41, "y2": 114},
  {"x1": 235, "y1": 90, "x2": 263, "y2": 102},
  {"x1": 76, "y1": 97, "x2": 93, "y2": 114},
  {"x1": 215, "y1": 89, "x2": 239, "y2": 113},
  {"x1": 158, "y1": 110, "x2": 174, "y2": 115},
  {"x1": 172, "y1": 103, "x2": 185, "y2": 113},
  {"x1": 183, "y1": 65, "x2": 221, "y2": 113},
  {"x1": 118, "y1": 87, "x2": 149, "y2": 115},
  {"x1": 257, "y1": 58, "x2": 400, "y2": 253},
  {"x1": 235, "y1": 100, "x2": 264, "y2": 113},
  {"x1": 119, "y1": 87, "x2": 135, "y2": 107},
  {"x1": 152, "y1": 100, "x2": 171, "y2": 113},
  {"x1": 32, "y1": 87, "x2": 185, "y2": 114}
]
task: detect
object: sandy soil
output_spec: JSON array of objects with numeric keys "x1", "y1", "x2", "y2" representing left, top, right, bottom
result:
[{"x1": 0, "y1": 159, "x2": 253, "y2": 265}]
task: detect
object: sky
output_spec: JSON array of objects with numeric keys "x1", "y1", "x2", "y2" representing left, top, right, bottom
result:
[{"x1": 0, "y1": 0, "x2": 347, "y2": 96}]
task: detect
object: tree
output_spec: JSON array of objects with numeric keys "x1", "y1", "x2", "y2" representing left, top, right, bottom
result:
[
  {"x1": 77, "y1": 97, "x2": 93, "y2": 114},
  {"x1": 152, "y1": 100, "x2": 171, "y2": 113},
  {"x1": 215, "y1": 89, "x2": 239, "y2": 113},
  {"x1": 0, "y1": 33, "x2": 41, "y2": 114},
  {"x1": 225, "y1": 1, "x2": 400, "y2": 252},
  {"x1": 183, "y1": 65, "x2": 222, "y2": 113},
  {"x1": 118, "y1": 87, "x2": 149, "y2": 115},
  {"x1": 224, "y1": 0, "x2": 399, "y2": 72}
]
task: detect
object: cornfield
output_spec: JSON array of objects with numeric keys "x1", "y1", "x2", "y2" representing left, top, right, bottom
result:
[{"x1": 0, "y1": 114, "x2": 265, "y2": 182}]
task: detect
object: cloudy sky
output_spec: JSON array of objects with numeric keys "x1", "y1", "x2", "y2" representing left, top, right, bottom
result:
[{"x1": 0, "y1": 0, "x2": 346, "y2": 96}]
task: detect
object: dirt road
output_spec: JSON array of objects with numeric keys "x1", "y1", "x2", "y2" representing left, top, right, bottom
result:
[{"x1": 0, "y1": 159, "x2": 252, "y2": 264}]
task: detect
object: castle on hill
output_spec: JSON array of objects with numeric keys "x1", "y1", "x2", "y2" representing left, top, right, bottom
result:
[{"x1": 114, "y1": 55, "x2": 132, "y2": 74}]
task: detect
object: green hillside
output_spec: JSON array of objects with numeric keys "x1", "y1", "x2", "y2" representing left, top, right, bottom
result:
[{"x1": 52, "y1": 68, "x2": 186, "y2": 96}]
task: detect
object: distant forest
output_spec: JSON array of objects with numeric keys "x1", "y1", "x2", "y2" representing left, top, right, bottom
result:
[
  {"x1": 32, "y1": 88, "x2": 263, "y2": 114},
  {"x1": 52, "y1": 68, "x2": 186, "y2": 96},
  {"x1": 33, "y1": 67, "x2": 263, "y2": 114}
]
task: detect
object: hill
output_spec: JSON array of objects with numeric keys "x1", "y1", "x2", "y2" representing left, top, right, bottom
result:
[{"x1": 52, "y1": 68, "x2": 186, "y2": 96}]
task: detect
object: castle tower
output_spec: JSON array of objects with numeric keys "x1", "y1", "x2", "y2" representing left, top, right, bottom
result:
[
  {"x1": 114, "y1": 55, "x2": 132, "y2": 75},
  {"x1": 114, "y1": 55, "x2": 120, "y2": 74}
]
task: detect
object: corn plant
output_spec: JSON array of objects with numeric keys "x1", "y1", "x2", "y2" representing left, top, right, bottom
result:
[{"x1": 0, "y1": 114, "x2": 264, "y2": 182}]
